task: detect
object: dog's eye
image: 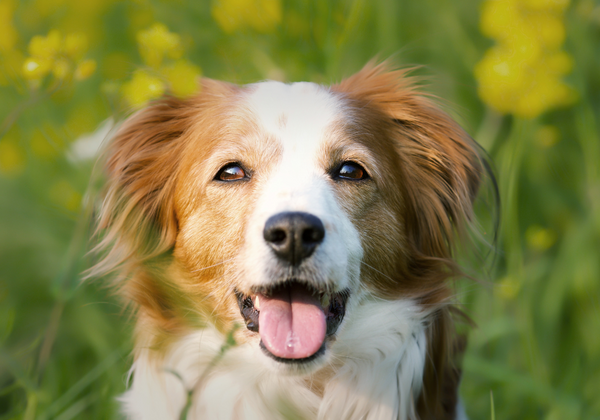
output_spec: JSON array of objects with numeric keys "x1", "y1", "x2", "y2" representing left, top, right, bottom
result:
[
  {"x1": 335, "y1": 162, "x2": 368, "y2": 181},
  {"x1": 215, "y1": 163, "x2": 247, "y2": 181}
]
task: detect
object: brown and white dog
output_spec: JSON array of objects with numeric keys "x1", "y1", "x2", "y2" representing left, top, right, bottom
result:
[{"x1": 94, "y1": 62, "x2": 487, "y2": 420}]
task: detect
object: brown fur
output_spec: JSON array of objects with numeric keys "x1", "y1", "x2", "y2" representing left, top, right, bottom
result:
[
  {"x1": 333, "y1": 62, "x2": 483, "y2": 419},
  {"x1": 94, "y1": 61, "x2": 486, "y2": 419}
]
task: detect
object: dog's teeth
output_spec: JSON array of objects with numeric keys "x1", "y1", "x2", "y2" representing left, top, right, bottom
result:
[
  {"x1": 254, "y1": 295, "x2": 260, "y2": 310},
  {"x1": 320, "y1": 293, "x2": 330, "y2": 308}
]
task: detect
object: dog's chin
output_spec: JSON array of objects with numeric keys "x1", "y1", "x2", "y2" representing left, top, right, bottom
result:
[{"x1": 236, "y1": 279, "x2": 349, "y2": 374}]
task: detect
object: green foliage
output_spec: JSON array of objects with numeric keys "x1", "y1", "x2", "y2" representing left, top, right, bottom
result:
[{"x1": 1, "y1": 0, "x2": 599, "y2": 418}]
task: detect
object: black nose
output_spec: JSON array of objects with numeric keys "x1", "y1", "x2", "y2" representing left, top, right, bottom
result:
[{"x1": 263, "y1": 212, "x2": 325, "y2": 266}]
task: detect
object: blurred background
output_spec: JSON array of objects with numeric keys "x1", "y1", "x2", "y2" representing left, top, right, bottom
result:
[{"x1": 0, "y1": 0, "x2": 599, "y2": 418}]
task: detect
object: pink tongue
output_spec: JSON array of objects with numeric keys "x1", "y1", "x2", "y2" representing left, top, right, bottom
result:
[{"x1": 258, "y1": 284, "x2": 326, "y2": 359}]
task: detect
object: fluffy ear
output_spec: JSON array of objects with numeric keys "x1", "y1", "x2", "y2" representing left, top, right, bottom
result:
[
  {"x1": 92, "y1": 95, "x2": 194, "y2": 278},
  {"x1": 333, "y1": 61, "x2": 483, "y2": 295},
  {"x1": 333, "y1": 60, "x2": 485, "y2": 420},
  {"x1": 92, "y1": 79, "x2": 238, "y2": 279}
]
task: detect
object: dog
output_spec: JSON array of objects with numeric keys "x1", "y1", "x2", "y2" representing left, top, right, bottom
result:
[{"x1": 94, "y1": 61, "x2": 488, "y2": 420}]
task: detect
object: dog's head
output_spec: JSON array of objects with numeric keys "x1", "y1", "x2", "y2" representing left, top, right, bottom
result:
[{"x1": 96, "y1": 62, "x2": 483, "y2": 374}]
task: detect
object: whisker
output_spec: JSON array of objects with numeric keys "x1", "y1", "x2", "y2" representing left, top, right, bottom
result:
[
  {"x1": 190, "y1": 258, "x2": 236, "y2": 273},
  {"x1": 360, "y1": 261, "x2": 399, "y2": 285}
]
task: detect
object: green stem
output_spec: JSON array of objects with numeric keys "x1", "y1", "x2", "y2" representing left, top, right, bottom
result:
[
  {"x1": 475, "y1": 107, "x2": 503, "y2": 152},
  {"x1": 24, "y1": 391, "x2": 38, "y2": 420},
  {"x1": 36, "y1": 302, "x2": 65, "y2": 384},
  {"x1": 498, "y1": 117, "x2": 531, "y2": 275}
]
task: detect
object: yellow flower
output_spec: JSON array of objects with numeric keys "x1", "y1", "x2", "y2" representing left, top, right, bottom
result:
[
  {"x1": 504, "y1": 27, "x2": 543, "y2": 64},
  {"x1": 475, "y1": 0, "x2": 575, "y2": 118},
  {"x1": 545, "y1": 50, "x2": 573, "y2": 74},
  {"x1": 28, "y1": 29, "x2": 62, "y2": 59},
  {"x1": 475, "y1": 46, "x2": 530, "y2": 113},
  {"x1": 526, "y1": 225, "x2": 557, "y2": 251},
  {"x1": 122, "y1": 69, "x2": 166, "y2": 107},
  {"x1": 52, "y1": 58, "x2": 71, "y2": 79},
  {"x1": 22, "y1": 29, "x2": 96, "y2": 84},
  {"x1": 480, "y1": 0, "x2": 522, "y2": 40},
  {"x1": 126, "y1": 24, "x2": 203, "y2": 104},
  {"x1": 23, "y1": 30, "x2": 62, "y2": 81},
  {"x1": 212, "y1": 0, "x2": 281, "y2": 34},
  {"x1": 0, "y1": 0, "x2": 18, "y2": 52},
  {"x1": 22, "y1": 57, "x2": 52, "y2": 80},
  {"x1": 530, "y1": 13, "x2": 565, "y2": 49},
  {"x1": 137, "y1": 23, "x2": 182, "y2": 68},
  {"x1": 74, "y1": 59, "x2": 96, "y2": 80},
  {"x1": 163, "y1": 60, "x2": 201, "y2": 97},
  {"x1": 523, "y1": 0, "x2": 569, "y2": 12}
]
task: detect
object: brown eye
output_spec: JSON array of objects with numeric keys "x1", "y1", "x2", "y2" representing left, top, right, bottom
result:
[
  {"x1": 216, "y1": 163, "x2": 247, "y2": 181},
  {"x1": 335, "y1": 162, "x2": 368, "y2": 180}
]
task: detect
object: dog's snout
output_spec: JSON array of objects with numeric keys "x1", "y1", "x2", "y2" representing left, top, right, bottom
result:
[{"x1": 263, "y1": 212, "x2": 325, "y2": 265}]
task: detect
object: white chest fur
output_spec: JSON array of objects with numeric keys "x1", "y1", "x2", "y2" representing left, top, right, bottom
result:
[{"x1": 121, "y1": 299, "x2": 428, "y2": 420}]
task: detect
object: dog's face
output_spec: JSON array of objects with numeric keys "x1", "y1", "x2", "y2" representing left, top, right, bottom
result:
[
  {"x1": 99, "y1": 63, "x2": 482, "y2": 375},
  {"x1": 173, "y1": 81, "x2": 408, "y2": 371}
]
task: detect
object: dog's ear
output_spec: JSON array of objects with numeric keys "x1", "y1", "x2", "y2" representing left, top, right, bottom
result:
[
  {"x1": 333, "y1": 61, "x2": 482, "y2": 419},
  {"x1": 333, "y1": 61, "x2": 483, "y2": 295},
  {"x1": 94, "y1": 96, "x2": 192, "y2": 275},
  {"x1": 93, "y1": 79, "x2": 238, "y2": 278}
]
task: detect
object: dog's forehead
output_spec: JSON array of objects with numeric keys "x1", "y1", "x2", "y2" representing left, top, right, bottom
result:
[{"x1": 245, "y1": 81, "x2": 344, "y2": 153}]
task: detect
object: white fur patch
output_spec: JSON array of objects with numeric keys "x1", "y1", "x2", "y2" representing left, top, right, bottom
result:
[
  {"x1": 319, "y1": 298, "x2": 428, "y2": 420},
  {"x1": 247, "y1": 81, "x2": 343, "y2": 145},
  {"x1": 238, "y1": 81, "x2": 363, "y2": 297},
  {"x1": 121, "y1": 299, "x2": 428, "y2": 420}
]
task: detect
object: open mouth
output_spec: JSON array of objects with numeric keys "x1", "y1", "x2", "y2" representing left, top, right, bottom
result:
[{"x1": 236, "y1": 280, "x2": 349, "y2": 363}]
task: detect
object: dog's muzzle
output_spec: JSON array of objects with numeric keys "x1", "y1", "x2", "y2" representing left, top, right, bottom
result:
[{"x1": 235, "y1": 211, "x2": 349, "y2": 363}]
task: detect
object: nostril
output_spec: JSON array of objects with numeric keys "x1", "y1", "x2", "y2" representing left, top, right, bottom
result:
[
  {"x1": 269, "y1": 229, "x2": 287, "y2": 244},
  {"x1": 302, "y1": 227, "x2": 324, "y2": 244}
]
